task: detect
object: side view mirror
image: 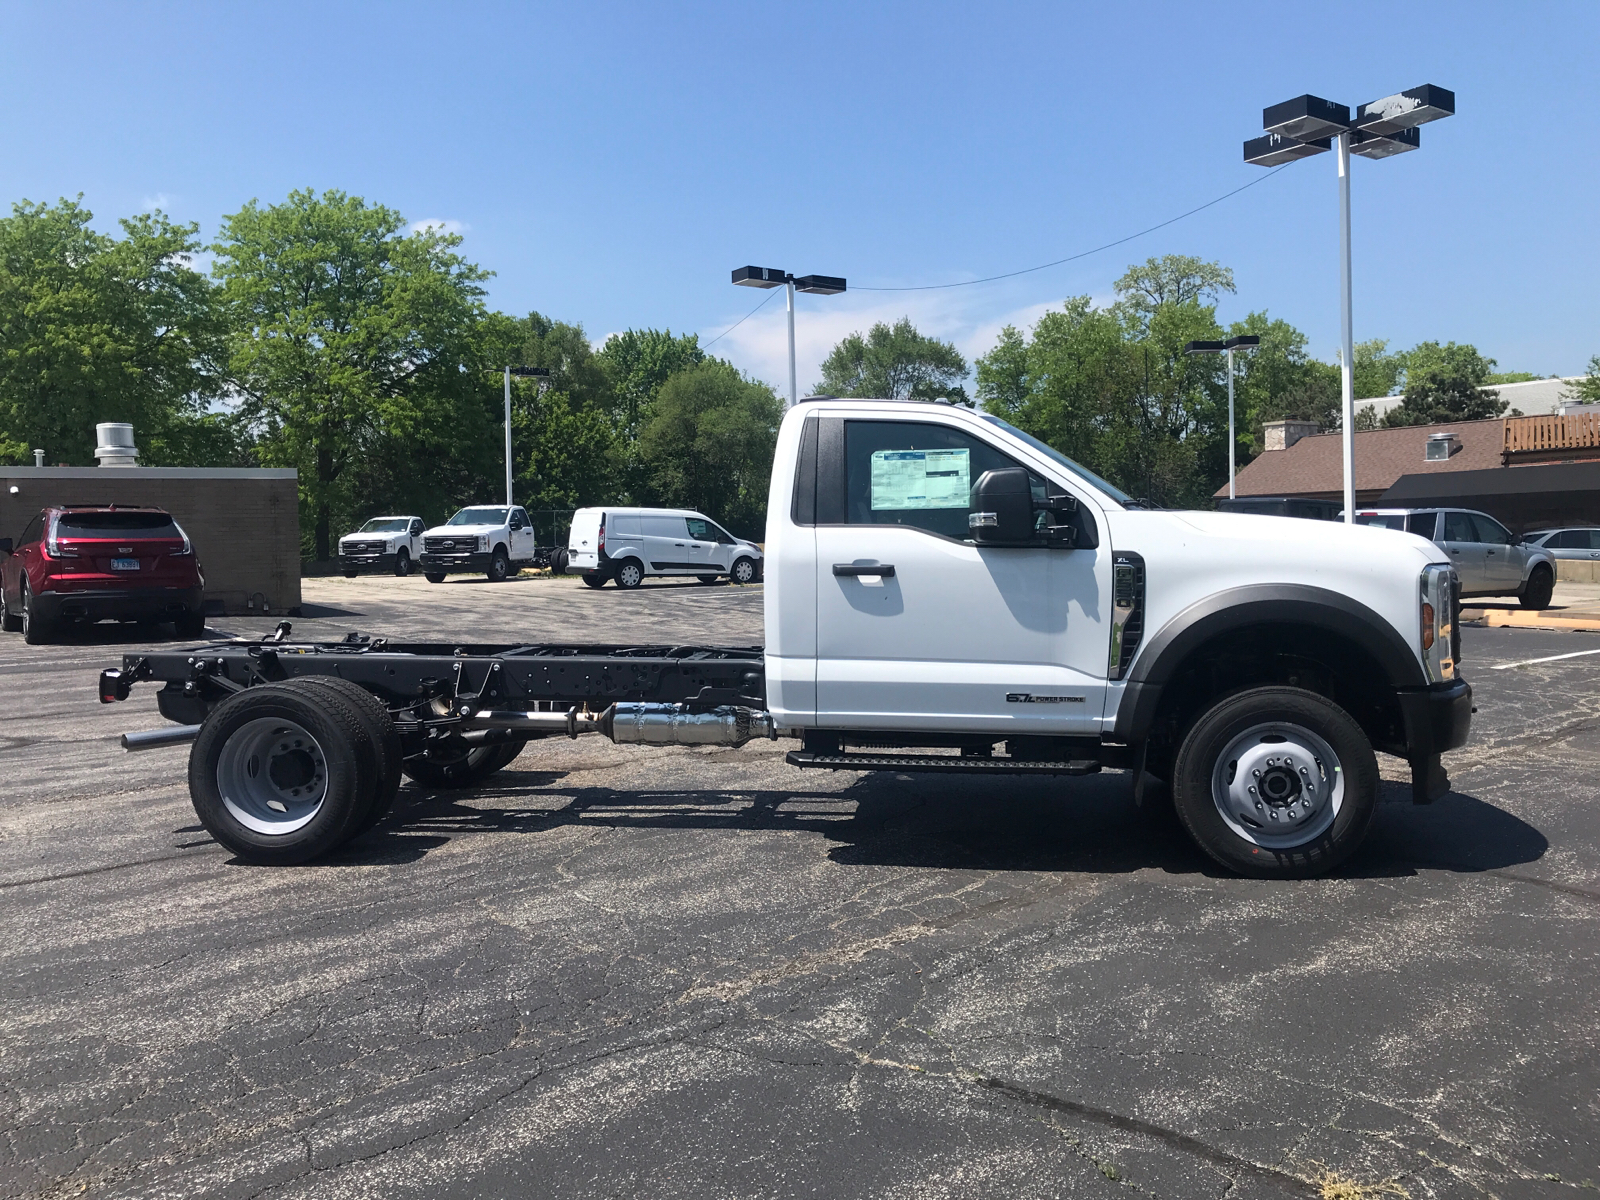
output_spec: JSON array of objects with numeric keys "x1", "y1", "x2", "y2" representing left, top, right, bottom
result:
[
  {"x1": 969, "y1": 468, "x2": 1038, "y2": 546},
  {"x1": 0, "y1": 538, "x2": 11, "y2": 555}
]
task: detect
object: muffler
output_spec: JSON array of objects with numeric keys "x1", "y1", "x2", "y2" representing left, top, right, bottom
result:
[{"x1": 457, "y1": 702, "x2": 775, "y2": 748}]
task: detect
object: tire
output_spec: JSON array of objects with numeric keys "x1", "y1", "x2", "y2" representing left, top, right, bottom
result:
[
  {"x1": 394, "y1": 548, "x2": 412, "y2": 577},
  {"x1": 20, "y1": 579, "x2": 53, "y2": 645},
  {"x1": 550, "y1": 547, "x2": 569, "y2": 575},
  {"x1": 0, "y1": 587, "x2": 20, "y2": 633},
  {"x1": 187, "y1": 684, "x2": 380, "y2": 865},
  {"x1": 280, "y1": 677, "x2": 403, "y2": 834},
  {"x1": 173, "y1": 611, "x2": 206, "y2": 639},
  {"x1": 581, "y1": 572, "x2": 608, "y2": 589},
  {"x1": 731, "y1": 556, "x2": 758, "y2": 585},
  {"x1": 344, "y1": 571, "x2": 360, "y2": 578},
  {"x1": 1171, "y1": 685, "x2": 1378, "y2": 880},
  {"x1": 401, "y1": 736, "x2": 528, "y2": 788},
  {"x1": 1520, "y1": 565, "x2": 1554, "y2": 610},
  {"x1": 614, "y1": 558, "x2": 644, "y2": 589},
  {"x1": 424, "y1": 572, "x2": 446, "y2": 584},
  {"x1": 697, "y1": 574, "x2": 723, "y2": 585},
  {"x1": 486, "y1": 548, "x2": 511, "y2": 582}
]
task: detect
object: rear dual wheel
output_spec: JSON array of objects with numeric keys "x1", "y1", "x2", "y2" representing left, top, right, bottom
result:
[{"x1": 188, "y1": 678, "x2": 405, "y2": 864}]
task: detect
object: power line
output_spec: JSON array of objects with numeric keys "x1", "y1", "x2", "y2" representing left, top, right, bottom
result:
[
  {"x1": 702, "y1": 286, "x2": 781, "y2": 350},
  {"x1": 851, "y1": 166, "x2": 1292, "y2": 292}
]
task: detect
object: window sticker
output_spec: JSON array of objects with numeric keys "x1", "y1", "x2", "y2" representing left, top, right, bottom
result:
[{"x1": 870, "y1": 448, "x2": 970, "y2": 510}]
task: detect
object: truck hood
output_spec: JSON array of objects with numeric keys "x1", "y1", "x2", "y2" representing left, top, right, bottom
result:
[
  {"x1": 423, "y1": 525, "x2": 500, "y2": 538},
  {"x1": 1164, "y1": 509, "x2": 1445, "y2": 564}
]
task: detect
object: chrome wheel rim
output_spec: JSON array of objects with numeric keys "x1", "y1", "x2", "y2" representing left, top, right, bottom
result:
[
  {"x1": 619, "y1": 563, "x2": 642, "y2": 587},
  {"x1": 217, "y1": 717, "x2": 328, "y2": 835},
  {"x1": 20, "y1": 582, "x2": 31, "y2": 635},
  {"x1": 1211, "y1": 722, "x2": 1343, "y2": 850}
]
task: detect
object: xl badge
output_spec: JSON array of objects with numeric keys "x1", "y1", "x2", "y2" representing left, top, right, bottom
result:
[{"x1": 1006, "y1": 693, "x2": 1085, "y2": 704}]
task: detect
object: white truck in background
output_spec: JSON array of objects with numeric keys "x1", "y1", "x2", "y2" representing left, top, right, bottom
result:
[
  {"x1": 417, "y1": 505, "x2": 540, "y2": 583},
  {"x1": 104, "y1": 398, "x2": 1472, "y2": 879},
  {"x1": 338, "y1": 516, "x2": 427, "y2": 577}
]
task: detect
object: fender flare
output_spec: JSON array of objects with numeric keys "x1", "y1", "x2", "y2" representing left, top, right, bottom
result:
[{"x1": 1112, "y1": 584, "x2": 1425, "y2": 743}]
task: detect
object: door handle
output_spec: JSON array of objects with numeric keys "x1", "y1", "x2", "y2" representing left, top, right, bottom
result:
[
  {"x1": 1486, "y1": 550, "x2": 1496, "y2": 556},
  {"x1": 674, "y1": 542, "x2": 685, "y2": 547},
  {"x1": 833, "y1": 563, "x2": 895, "y2": 577}
]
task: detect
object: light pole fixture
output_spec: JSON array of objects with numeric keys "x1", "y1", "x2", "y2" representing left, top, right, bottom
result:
[
  {"x1": 504, "y1": 366, "x2": 551, "y2": 506},
  {"x1": 1185, "y1": 335, "x2": 1260, "y2": 499},
  {"x1": 1244, "y1": 84, "x2": 1454, "y2": 522},
  {"x1": 732, "y1": 266, "x2": 847, "y2": 407}
]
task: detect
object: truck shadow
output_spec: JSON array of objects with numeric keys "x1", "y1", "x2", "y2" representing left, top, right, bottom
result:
[{"x1": 337, "y1": 769, "x2": 1547, "y2": 879}]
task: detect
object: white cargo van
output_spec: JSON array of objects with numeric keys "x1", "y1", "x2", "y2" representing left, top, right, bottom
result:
[{"x1": 567, "y1": 507, "x2": 763, "y2": 588}]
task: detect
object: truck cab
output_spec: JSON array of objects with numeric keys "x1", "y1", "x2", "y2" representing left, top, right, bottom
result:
[
  {"x1": 763, "y1": 399, "x2": 1471, "y2": 875},
  {"x1": 419, "y1": 506, "x2": 537, "y2": 583},
  {"x1": 338, "y1": 516, "x2": 426, "y2": 577}
]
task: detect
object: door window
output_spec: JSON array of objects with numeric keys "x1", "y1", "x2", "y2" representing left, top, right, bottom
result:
[
  {"x1": 1406, "y1": 512, "x2": 1440, "y2": 538},
  {"x1": 1442, "y1": 512, "x2": 1478, "y2": 543},
  {"x1": 684, "y1": 518, "x2": 711, "y2": 540},
  {"x1": 844, "y1": 421, "x2": 1030, "y2": 540},
  {"x1": 1547, "y1": 530, "x2": 1581, "y2": 548},
  {"x1": 1469, "y1": 514, "x2": 1512, "y2": 544}
]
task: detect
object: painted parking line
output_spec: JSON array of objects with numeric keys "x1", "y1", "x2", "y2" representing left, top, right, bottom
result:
[{"x1": 1491, "y1": 648, "x2": 1600, "y2": 671}]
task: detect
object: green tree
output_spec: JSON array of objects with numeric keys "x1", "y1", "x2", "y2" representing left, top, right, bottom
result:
[
  {"x1": 816, "y1": 317, "x2": 968, "y2": 402},
  {"x1": 211, "y1": 189, "x2": 493, "y2": 559},
  {"x1": 1351, "y1": 338, "x2": 1405, "y2": 400},
  {"x1": 1226, "y1": 311, "x2": 1340, "y2": 450},
  {"x1": 1113, "y1": 255, "x2": 1234, "y2": 332},
  {"x1": 1382, "y1": 341, "x2": 1505, "y2": 427},
  {"x1": 0, "y1": 196, "x2": 227, "y2": 465},
  {"x1": 1563, "y1": 356, "x2": 1600, "y2": 404},
  {"x1": 635, "y1": 360, "x2": 782, "y2": 537},
  {"x1": 597, "y1": 328, "x2": 705, "y2": 433}
]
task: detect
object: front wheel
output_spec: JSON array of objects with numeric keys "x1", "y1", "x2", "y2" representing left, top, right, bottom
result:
[
  {"x1": 0, "y1": 586, "x2": 20, "y2": 633},
  {"x1": 614, "y1": 559, "x2": 644, "y2": 589},
  {"x1": 1171, "y1": 686, "x2": 1377, "y2": 879},
  {"x1": 1520, "y1": 565, "x2": 1554, "y2": 610},
  {"x1": 486, "y1": 549, "x2": 511, "y2": 583},
  {"x1": 730, "y1": 556, "x2": 758, "y2": 585},
  {"x1": 424, "y1": 572, "x2": 447, "y2": 584},
  {"x1": 394, "y1": 548, "x2": 412, "y2": 577}
]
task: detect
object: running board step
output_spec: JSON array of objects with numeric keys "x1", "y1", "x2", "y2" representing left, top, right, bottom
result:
[{"x1": 787, "y1": 751, "x2": 1101, "y2": 776}]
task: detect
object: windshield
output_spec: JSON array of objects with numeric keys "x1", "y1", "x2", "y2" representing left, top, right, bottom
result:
[
  {"x1": 358, "y1": 518, "x2": 410, "y2": 533},
  {"x1": 979, "y1": 415, "x2": 1134, "y2": 506},
  {"x1": 1355, "y1": 514, "x2": 1407, "y2": 531},
  {"x1": 448, "y1": 507, "x2": 508, "y2": 526}
]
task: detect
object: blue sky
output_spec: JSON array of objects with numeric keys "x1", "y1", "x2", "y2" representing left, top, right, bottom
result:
[{"x1": 3, "y1": 1, "x2": 1595, "y2": 398}]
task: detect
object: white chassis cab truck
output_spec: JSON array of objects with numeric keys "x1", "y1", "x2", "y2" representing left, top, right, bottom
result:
[
  {"x1": 101, "y1": 399, "x2": 1471, "y2": 879},
  {"x1": 418, "y1": 505, "x2": 539, "y2": 583},
  {"x1": 338, "y1": 516, "x2": 427, "y2": 577}
]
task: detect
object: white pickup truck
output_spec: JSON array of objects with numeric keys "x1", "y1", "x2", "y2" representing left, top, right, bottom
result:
[
  {"x1": 338, "y1": 516, "x2": 427, "y2": 577},
  {"x1": 418, "y1": 505, "x2": 540, "y2": 583},
  {"x1": 103, "y1": 398, "x2": 1472, "y2": 879}
]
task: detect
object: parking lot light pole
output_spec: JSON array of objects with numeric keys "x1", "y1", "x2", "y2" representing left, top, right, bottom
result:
[
  {"x1": 504, "y1": 366, "x2": 550, "y2": 506},
  {"x1": 732, "y1": 267, "x2": 847, "y2": 408},
  {"x1": 1185, "y1": 335, "x2": 1260, "y2": 498},
  {"x1": 1243, "y1": 85, "x2": 1454, "y2": 522}
]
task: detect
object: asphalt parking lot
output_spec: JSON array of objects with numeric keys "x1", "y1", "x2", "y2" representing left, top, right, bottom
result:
[{"x1": 4, "y1": 573, "x2": 1600, "y2": 1199}]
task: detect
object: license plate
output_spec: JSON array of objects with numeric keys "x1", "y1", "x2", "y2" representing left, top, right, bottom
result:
[{"x1": 111, "y1": 558, "x2": 140, "y2": 571}]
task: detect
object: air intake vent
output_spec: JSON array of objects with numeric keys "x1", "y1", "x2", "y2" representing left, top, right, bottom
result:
[
  {"x1": 1425, "y1": 431, "x2": 1460, "y2": 461},
  {"x1": 1109, "y1": 553, "x2": 1145, "y2": 680}
]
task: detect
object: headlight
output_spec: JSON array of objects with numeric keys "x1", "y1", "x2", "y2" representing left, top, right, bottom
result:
[
  {"x1": 1419, "y1": 564, "x2": 1457, "y2": 682},
  {"x1": 478, "y1": 536, "x2": 488, "y2": 551}
]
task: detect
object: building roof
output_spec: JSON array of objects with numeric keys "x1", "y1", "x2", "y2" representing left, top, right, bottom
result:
[
  {"x1": 1355, "y1": 376, "x2": 1583, "y2": 422},
  {"x1": 1222, "y1": 418, "x2": 1505, "y2": 499}
]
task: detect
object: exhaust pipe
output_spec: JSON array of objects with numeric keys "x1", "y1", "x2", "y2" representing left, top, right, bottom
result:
[
  {"x1": 457, "y1": 702, "x2": 775, "y2": 748},
  {"x1": 122, "y1": 723, "x2": 202, "y2": 751}
]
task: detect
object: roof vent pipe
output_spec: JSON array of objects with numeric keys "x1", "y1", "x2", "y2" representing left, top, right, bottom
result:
[
  {"x1": 1424, "y1": 431, "x2": 1461, "y2": 462},
  {"x1": 94, "y1": 423, "x2": 139, "y2": 467},
  {"x1": 33, "y1": 449, "x2": 44, "y2": 467}
]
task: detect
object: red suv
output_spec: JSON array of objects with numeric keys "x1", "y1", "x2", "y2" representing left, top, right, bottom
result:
[{"x1": 0, "y1": 505, "x2": 206, "y2": 644}]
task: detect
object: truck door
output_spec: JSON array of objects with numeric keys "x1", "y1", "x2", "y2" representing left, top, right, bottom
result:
[{"x1": 811, "y1": 418, "x2": 1107, "y2": 735}]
